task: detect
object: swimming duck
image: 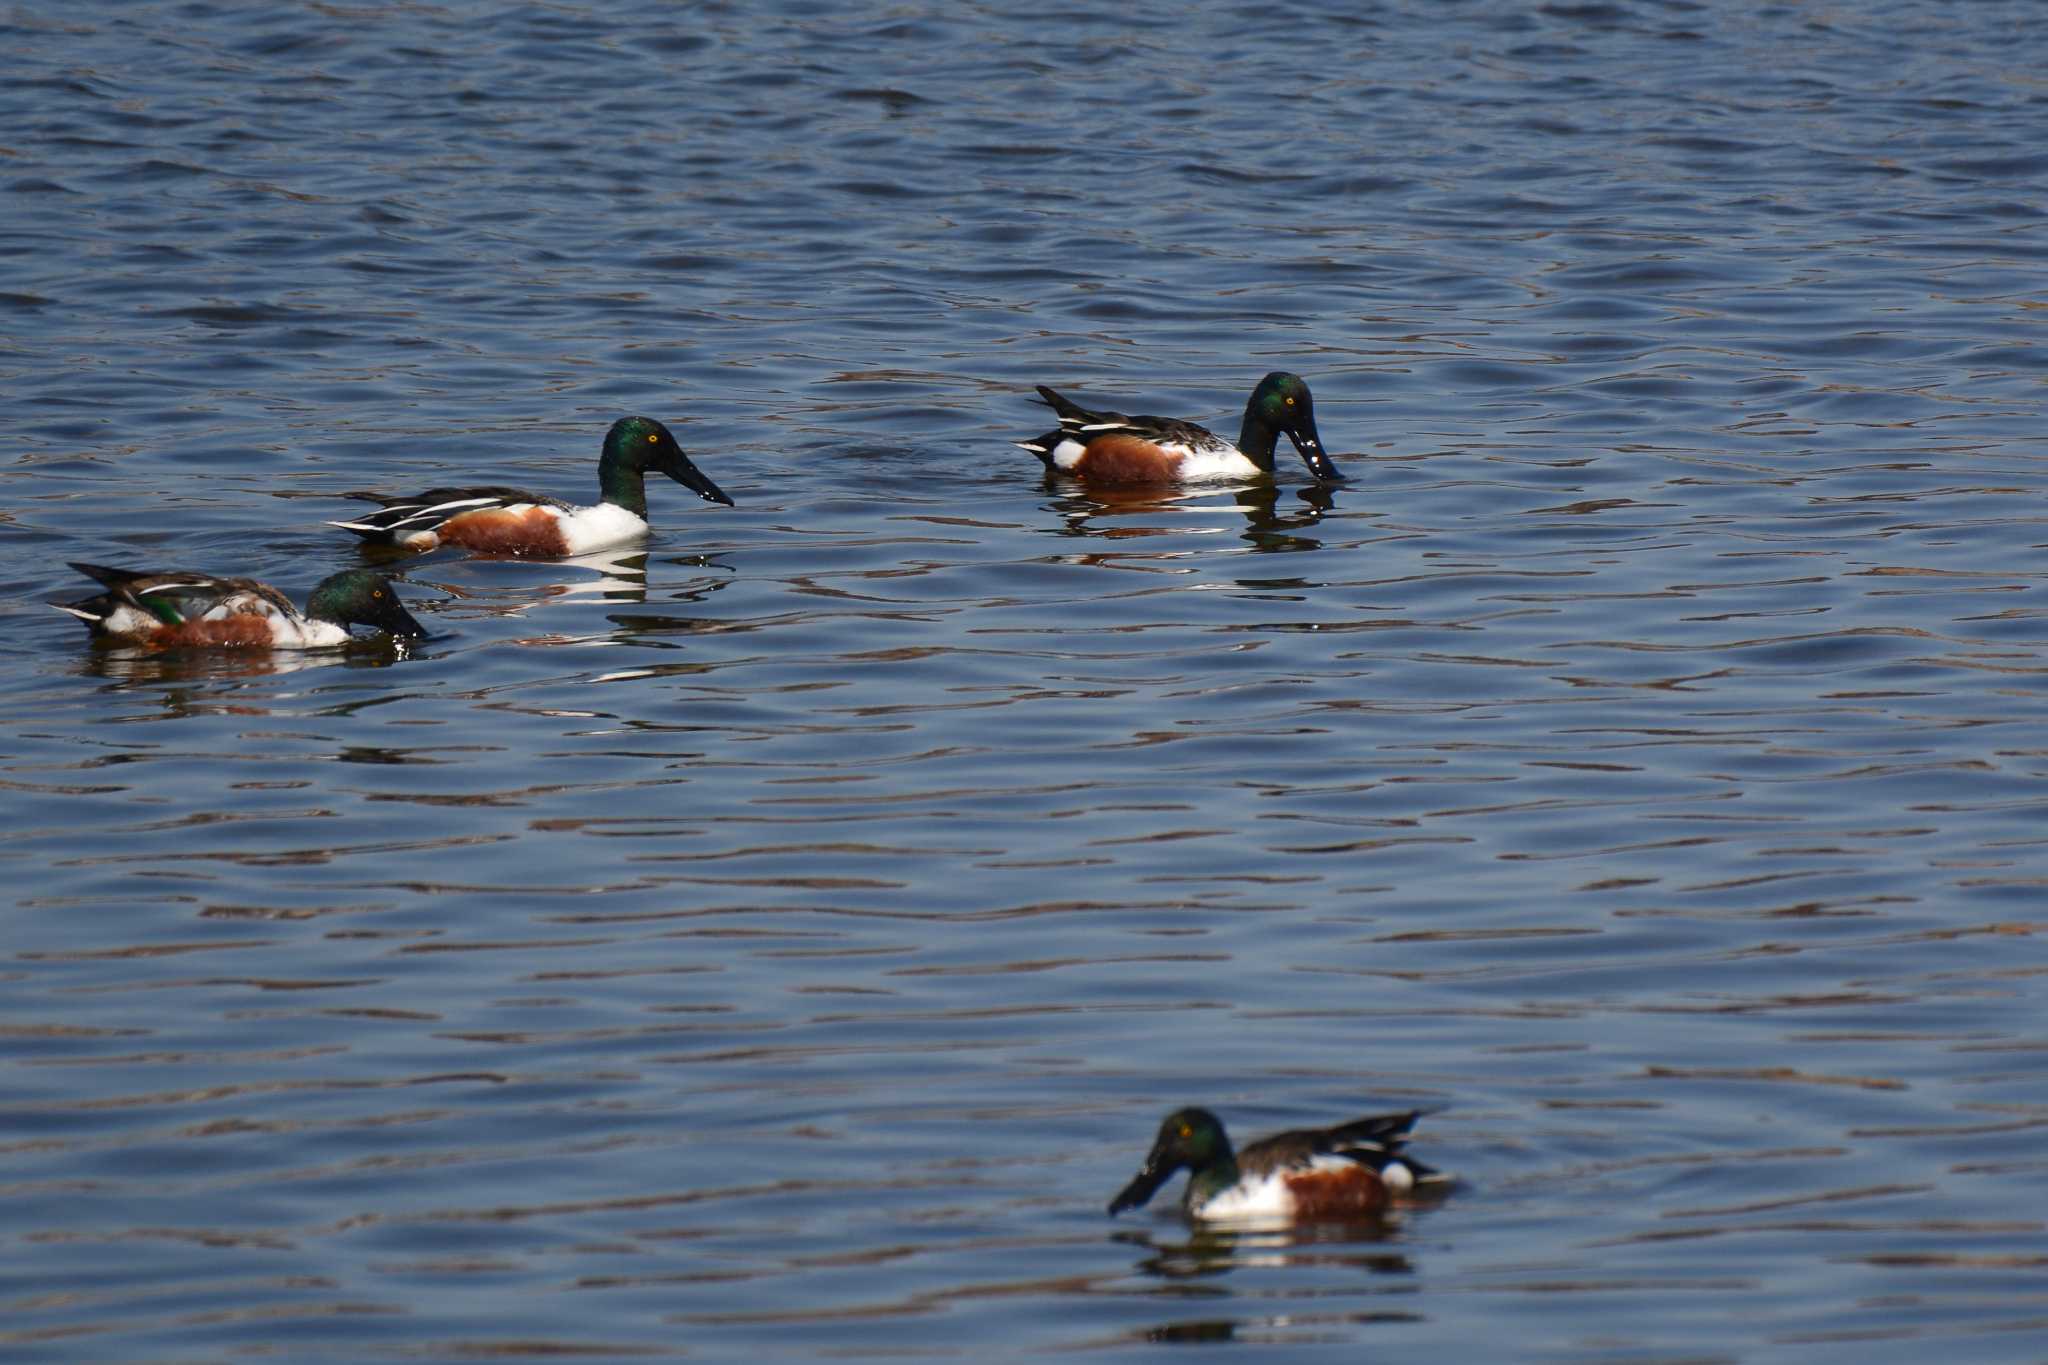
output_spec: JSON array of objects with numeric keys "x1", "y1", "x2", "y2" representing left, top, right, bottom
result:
[
  {"x1": 54, "y1": 562, "x2": 425, "y2": 649},
  {"x1": 1018, "y1": 372, "x2": 1345, "y2": 484},
  {"x1": 1108, "y1": 1107, "x2": 1444, "y2": 1222},
  {"x1": 329, "y1": 415, "x2": 733, "y2": 556}
]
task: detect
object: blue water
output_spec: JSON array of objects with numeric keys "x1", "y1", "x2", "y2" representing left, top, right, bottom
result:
[{"x1": 4, "y1": 1, "x2": 2048, "y2": 1360}]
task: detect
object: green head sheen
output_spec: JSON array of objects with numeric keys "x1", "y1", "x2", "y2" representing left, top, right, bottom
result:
[
  {"x1": 597, "y1": 415, "x2": 734, "y2": 513},
  {"x1": 1238, "y1": 372, "x2": 1345, "y2": 482},
  {"x1": 1156, "y1": 1106, "x2": 1232, "y2": 1168},
  {"x1": 305, "y1": 570, "x2": 426, "y2": 638},
  {"x1": 1107, "y1": 1106, "x2": 1239, "y2": 1215}
]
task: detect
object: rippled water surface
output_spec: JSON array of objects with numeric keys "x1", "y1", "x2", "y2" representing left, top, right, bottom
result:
[{"x1": 6, "y1": 2, "x2": 2048, "y2": 1360}]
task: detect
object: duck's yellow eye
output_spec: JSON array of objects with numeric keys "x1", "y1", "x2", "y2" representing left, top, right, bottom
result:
[
  {"x1": 1285, "y1": 396, "x2": 1295, "y2": 406},
  {"x1": 1178, "y1": 1124, "x2": 1192, "y2": 1138},
  {"x1": 648, "y1": 433, "x2": 659, "y2": 444}
]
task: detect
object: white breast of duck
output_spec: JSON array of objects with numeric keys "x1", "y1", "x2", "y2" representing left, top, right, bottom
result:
[{"x1": 549, "y1": 500, "x2": 652, "y2": 553}]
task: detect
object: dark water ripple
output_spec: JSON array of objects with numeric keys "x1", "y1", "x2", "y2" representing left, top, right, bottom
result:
[{"x1": 4, "y1": 0, "x2": 2048, "y2": 1359}]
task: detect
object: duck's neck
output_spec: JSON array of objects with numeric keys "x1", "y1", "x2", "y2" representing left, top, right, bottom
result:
[
  {"x1": 1235, "y1": 408, "x2": 1281, "y2": 469},
  {"x1": 596, "y1": 449, "x2": 650, "y2": 517},
  {"x1": 301, "y1": 579, "x2": 348, "y2": 627},
  {"x1": 1185, "y1": 1150, "x2": 1242, "y2": 1206}
]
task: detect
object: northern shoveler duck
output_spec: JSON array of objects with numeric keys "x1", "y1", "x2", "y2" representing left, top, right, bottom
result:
[
  {"x1": 1017, "y1": 372, "x2": 1346, "y2": 485},
  {"x1": 329, "y1": 415, "x2": 733, "y2": 556},
  {"x1": 53, "y1": 562, "x2": 425, "y2": 649},
  {"x1": 1107, "y1": 1108, "x2": 1444, "y2": 1222}
]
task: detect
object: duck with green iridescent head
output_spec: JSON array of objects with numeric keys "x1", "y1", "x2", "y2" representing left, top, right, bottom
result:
[
  {"x1": 330, "y1": 415, "x2": 733, "y2": 556},
  {"x1": 1018, "y1": 372, "x2": 1346, "y2": 485},
  {"x1": 54, "y1": 562, "x2": 425, "y2": 649},
  {"x1": 1108, "y1": 1108, "x2": 1446, "y2": 1223}
]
